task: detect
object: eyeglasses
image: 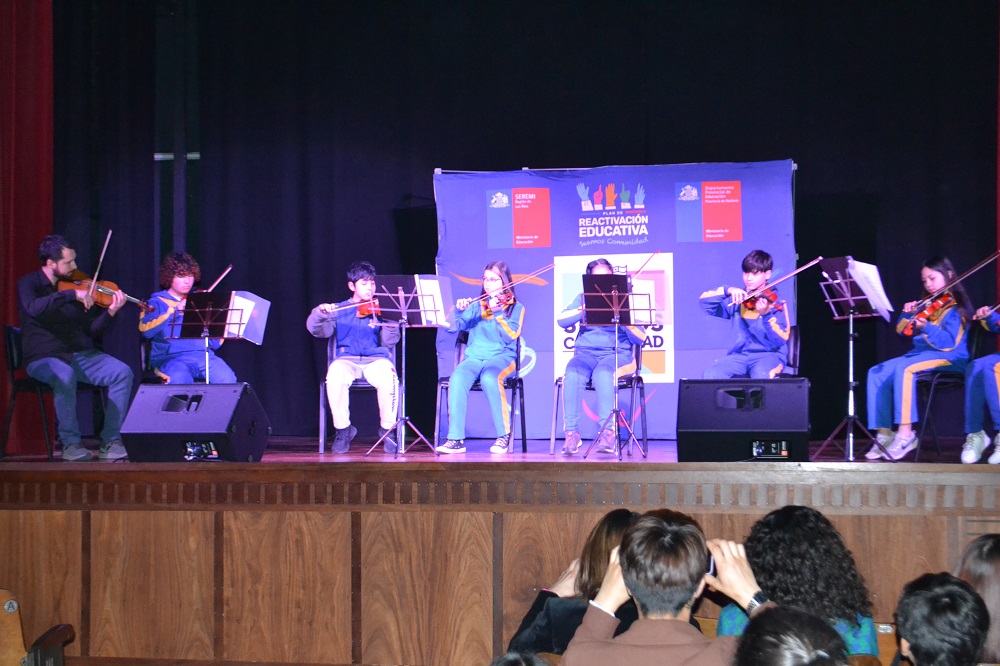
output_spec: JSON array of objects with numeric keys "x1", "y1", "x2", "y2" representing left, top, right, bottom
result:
[{"x1": 483, "y1": 276, "x2": 503, "y2": 283}]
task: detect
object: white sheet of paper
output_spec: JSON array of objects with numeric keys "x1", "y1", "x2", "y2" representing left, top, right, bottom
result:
[{"x1": 848, "y1": 258, "x2": 894, "y2": 321}]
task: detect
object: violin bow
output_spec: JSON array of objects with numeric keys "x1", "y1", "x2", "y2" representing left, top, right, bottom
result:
[
  {"x1": 205, "y1": 264, "x2": 233, "y2": 293},
  {"x1": 730, "y1": 256, "x2": 824, "y2": 309},
  {"x1": 916, "y1": 250, "x2": 1000, "y2": 310},
  {"x1": 468, "y1": 262, "x2": 555, "y2": 306},
  {"x1": 88, "y1": 230, "x2": 113, "y2": 299}
]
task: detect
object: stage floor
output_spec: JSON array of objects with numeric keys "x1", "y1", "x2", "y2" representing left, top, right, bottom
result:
[{"x1": 0, "y1": 434, "x2": 968, "y2": 464}]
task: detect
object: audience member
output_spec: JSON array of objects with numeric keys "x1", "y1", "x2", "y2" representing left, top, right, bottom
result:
[
  {"x1": 956, "y1": 535, "x2": 1000, "y2": 663},
  {"x1": 489, "y1": 651, "x2": 549, "y2": 666},
  {"x1": 508, "y1": 509, "x2": 639, "y2": 655},
  {"x1": 735, "y1": 606, "x2": 849, "y2": 666},
  {"x1": 895, "y1": 572, "x2": 988, "y2": 666},
  {"x1": 716, "y1": 505, "x2": 877, "y2": 657},
  {"x1": 562, "y1": 513, "x2": 769, "y2": 665}
]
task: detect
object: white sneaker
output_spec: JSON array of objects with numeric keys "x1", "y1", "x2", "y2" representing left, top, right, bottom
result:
[
  {"x1": 864, "y1": 432, "x2": 893, "y2": 460},
  {"x1": 436, "y1": 439, "x2": 465, "y2": 454},
  {"x1": 61, "y1": 443, "x2": 94, "y2": 462},
  {"x1": 961, "y1": 431, "x2": 989, "y2": 464},
  {"x1": 490, "y1": 433, "x2": 511, "y2": 454},
  {"x1": 99, "y1": 440, "x2": 128, "y2": 461},
  {"x1": 989, "y1": 433, "x2": 1000, "y2": 465},
  {"x1": 595, "y1": 429, "x2": 618, "y2": 454},
  {"x1": 886, "y1": 432, "x2": 918, "y2": 461}
]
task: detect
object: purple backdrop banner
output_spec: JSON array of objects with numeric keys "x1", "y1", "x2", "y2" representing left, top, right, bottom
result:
[{"x1": 434, "y1": 160, "x2": 796, "y2": 440}]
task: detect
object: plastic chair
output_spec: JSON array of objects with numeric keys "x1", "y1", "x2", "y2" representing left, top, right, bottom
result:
[
  {"x1": 434, "y1": 331, "x2": 527, "y2": 453},
  {"x1": 549, "y1": 344, "x2": 647, "y2": 454},
  {"x1": 914, "y1": 323, "x2": 987, "y2": 461},
  {"x1": 1, "y1": 325, "x2": 105, "y2": 461}
]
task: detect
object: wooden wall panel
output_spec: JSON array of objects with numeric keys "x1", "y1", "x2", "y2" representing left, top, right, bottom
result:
[
  {"x1": 0, "y1": 511, "x2": 81, "y2": 656},
  {"x1": 222, "y1": 511, "x2": 351, "y2": 664},
  {"x1": 89, "y1": 511, "x2": 214, "y2": 659},
  {"x1": 502, "y1": 512, "x2": 605, "y2": 646},
  {"x1": 360, "y1": 511, "x2": 492, "y2": 666}
]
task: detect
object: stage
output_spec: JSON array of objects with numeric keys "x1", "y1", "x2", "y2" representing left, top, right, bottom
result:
[{"x1": 1, "y1": 436, "x2": 996, "y2": 666}]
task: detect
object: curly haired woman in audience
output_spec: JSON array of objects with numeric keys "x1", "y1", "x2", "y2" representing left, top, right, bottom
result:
[
  {"x1": 956, "y1": 534, "x2": 1000, "y2": 664},
  {"x1": 508, "y1": 508, "x2": 639, "y2": 655},
  {"x1": 716, "y1": 505, "x2": 878, "y2": 657}
]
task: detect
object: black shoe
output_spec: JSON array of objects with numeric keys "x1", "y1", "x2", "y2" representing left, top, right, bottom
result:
[
  {"x1": 332, "y1": 425, "x2": 357, "y2": 454},
  {"x1": 378, "y1": 427, "x2": 398, "y2": 454}
]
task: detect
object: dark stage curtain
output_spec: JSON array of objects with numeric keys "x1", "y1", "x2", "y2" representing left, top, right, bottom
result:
[{"x1": 0, "y1": 0, "x2": 54, "y2": 452}]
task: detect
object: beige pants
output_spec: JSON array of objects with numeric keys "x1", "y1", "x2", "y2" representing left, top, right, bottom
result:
[{"x1": 326, "y1": 357, "x2": 398, "y2": 430}]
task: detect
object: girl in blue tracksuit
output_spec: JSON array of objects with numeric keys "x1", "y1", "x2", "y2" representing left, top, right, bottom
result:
[
  {"x1": 558, "y1": 258, "x2": 646, "y2": 455},
  {"x1": 700, "y1": 249, "x2": 789, "y2": 379},
  {"x1": 961, "y1": 306, "x2": 1000, "y2": 464},
  {"x1": 865, "y1": 256, "x2": 971, "y2": 461},
  {"x1": 438, "y1": 260, "x2": 526, "y2": 455}
]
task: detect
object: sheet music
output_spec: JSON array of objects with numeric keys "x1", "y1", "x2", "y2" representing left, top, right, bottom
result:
[
  {"x1": 414, "y1": 275, "x2": 451, "y2": 326},
  {"x1": 848, "y1": 258, "x2": 893, "y2": 321},
  {"x1": 226, "y1": 293, "x2": 253, "y2": 339}
]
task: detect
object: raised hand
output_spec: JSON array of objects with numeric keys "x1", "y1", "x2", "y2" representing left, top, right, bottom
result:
[
  {"x1": 635, "y1": 183, "x2": 646, "y2": 206},
  {"x1": 549, "y1": 558, "x2": 581, "y2": 597},
  {"x1": 605, "y1": 183, "x2": 618, "y2": 208},
  {"x1": 576, "y1": 183, "x2": 590, "y2": 201},
  {"x1": 594, "y1": 186, "x2": 604, "y2": 206},
  {"x1": 620, "y1": 185, "x2": 631, "y2": 204}
]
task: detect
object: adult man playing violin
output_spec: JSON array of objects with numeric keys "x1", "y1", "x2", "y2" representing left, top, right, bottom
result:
[
  {"x1": 139, "y1": 252, "x2": 238, "y2": 384},
  {"x1": 16, "y1": 235, "x2": 134, "y2": 461},
  {"x1": 699, "y1": 249, "x2": 789, "y2": 379},
  {"x1": 307, "y1": 260, "x2": 400, "y2": 454}
]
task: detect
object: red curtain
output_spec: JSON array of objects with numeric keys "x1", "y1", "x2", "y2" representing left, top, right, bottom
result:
[{"x1": 1, "y1": 0, "x2": 54, "y2": 454}]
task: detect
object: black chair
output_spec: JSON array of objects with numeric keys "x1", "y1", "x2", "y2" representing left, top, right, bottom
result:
[
  {"x1": 317, "y1": 337, "x2": 398, "y2": 452},
  {"x1": 549, "y1": 344, "x2": 647, "y2": 455},
  {"x1": 139, "y1": 338, "x2": 166, "y2": 384},
  {"x1": 913, "y1": 324, "x2": 987, "y2": 461},
  {"x1": 1, "y1": 325, "x2": 104, "y2": 461},
  {"x1": 780, "y1": 324, "x2": 800, "y2": 377},
  {"x1": 434, "y1": 331, "x2": 527, "y2": 453}
]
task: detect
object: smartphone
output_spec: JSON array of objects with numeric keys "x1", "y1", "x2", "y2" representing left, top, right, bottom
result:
[{"x1": 706, "y1": 555, "x2": 716, "y2": 576}]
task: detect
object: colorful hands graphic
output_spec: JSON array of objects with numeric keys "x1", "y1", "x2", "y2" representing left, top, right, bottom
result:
[
  {"x1": 593, "y1": 186, "x2": 604, "y2": 206},
  {"x1": 604, "y1": 183, "x2": 618, "y2": 208},
  {"x1": 576, "y1": 183, "x2": 590, "y2": 201},
  {"x1": 635, "y1": 183, "x2": 646, "y2": 206}
]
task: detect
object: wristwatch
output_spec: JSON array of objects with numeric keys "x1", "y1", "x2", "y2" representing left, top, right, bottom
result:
[{"x1": 745, "y1": 590, "x2": 769, "y2": 615}]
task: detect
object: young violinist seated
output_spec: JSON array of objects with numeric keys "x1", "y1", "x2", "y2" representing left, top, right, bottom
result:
[
  {"x1": 864, "y1": 256, "x2": 971, "y2": 461},
  {"x1": 139, "y1": 253, "x2": 238, "y2": 384},
  {"x1": 960, "y1": 304, "x2": 1000, "y2": 465},
  {"x1": 437, "y1": 260, "x2": 525, "y2": 455},
  {"x1": 16, "y1": 235, "x2": 134, "y2": 461},
  {"x1": 307, "y1": 260, "x2": 400, "y2": 454},
  {"x1": 699, "y1": 249, "x2": 789, "y2": 379},
  {"x1": 558, "y1": 258, "x2": 647, "y2": 455}
]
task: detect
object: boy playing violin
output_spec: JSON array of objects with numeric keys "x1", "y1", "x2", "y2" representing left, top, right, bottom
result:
[
  {"x1": 307, "y1": 261, "x2": 400, "y2": 454},
  {"x1": 139, "y1": 252, "x2": 238, "y2": 384},
  {"x1": 699, "y1": 249, "x2": 789, "y2": 379},
  {"x1": 16, "y1": 235, "x2": 134, "y2": 461},
  {"x1": 961, "y1": 305, "x2": 1000, "y2": 465}
]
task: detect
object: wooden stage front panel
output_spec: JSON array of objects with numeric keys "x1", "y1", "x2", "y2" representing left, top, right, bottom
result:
[{"x1": 1, "y1": 461, "x2": 999, "y2": 666}]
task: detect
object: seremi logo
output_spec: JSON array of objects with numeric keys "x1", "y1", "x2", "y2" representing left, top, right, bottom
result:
[
  {"x1": 486, "y1": 188, "x2": 551, "y2": 249},
  {"x1": 675, "y1": 180, "x2": 742, "y2": 243},
  {"x1": 576, "y1": 182, "x2": 650, "y2": 246}
]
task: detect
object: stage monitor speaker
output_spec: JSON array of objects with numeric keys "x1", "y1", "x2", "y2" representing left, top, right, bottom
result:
[
  {"x1": 676, "y1": 378, "x2": 810, "y2": 462},
  {"x1": 122, "y1": 383, "x2": 271, "y2": 462}
]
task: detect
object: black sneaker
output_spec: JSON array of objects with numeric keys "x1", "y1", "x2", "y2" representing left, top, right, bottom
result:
[
  {"x1": 436, "y1": 439, "x2": 465, "y2": 454},
  {"x1": 378, "y1": 427, "x2": 398, "y2": 454},
  {"x1": 332, "y1": 425, "x2": 357, "y2": 454}
]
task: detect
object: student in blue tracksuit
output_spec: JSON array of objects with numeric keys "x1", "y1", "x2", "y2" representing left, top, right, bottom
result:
[
  {"x1": 699, "y1": 249, "x2": 789, "y2": 379},
  {"x1": 961, "y1": 306, "x2": 1000, "y2": 464},
  {"x1": 437, "y1": 260, "x2": 526, "y2": 455},
  {"x1": 865, "y1": 256, "x2": 971, "y2": 461},
  {"x1": 558, "y1": 258, "x2": 646, "y2": 456},
  {"x1": 139, "y1": 252, "x2": 237, "y2": 385}
]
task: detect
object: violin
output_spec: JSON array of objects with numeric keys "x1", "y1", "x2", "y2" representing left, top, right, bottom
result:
[
  {"x1": 58, "y1": 269, "x2": 153, "y2": 313},
  {"x1": 742, "y1": 286, "x2": 783, "y2": 312},
  {"x1": 357, "y1": 298, "x2": 381, "y2": 318},
  {"x1": 901, "y1": 293, "x2": 954, "y2": 336}
]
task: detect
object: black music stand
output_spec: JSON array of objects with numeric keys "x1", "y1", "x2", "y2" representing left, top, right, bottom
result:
[
  {"x1": 173, "y1": 291, "x2": 270, "y2": 384},
  {"x1": 812, "y1": 257, "x2": 892, "y2": 462},
  {"x1": 363, "y1": 275, "x2": 451, "y2": 458},
  {"x1": 577, "y1": 273, "x2": 648, "y2": 460}
]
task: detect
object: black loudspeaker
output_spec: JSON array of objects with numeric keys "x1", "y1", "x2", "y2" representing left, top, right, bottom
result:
[
  {"x1": 676, "y1": 378, "x2": 810, "y2": 462},
  {"x1": 122, "y1": 383, "x2": 271, "y2": 462}
]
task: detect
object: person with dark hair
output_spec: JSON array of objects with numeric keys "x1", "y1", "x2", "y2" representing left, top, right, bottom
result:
[
  {"x1": 437, "y1": 260, "x2": 525, "y2": 454},
  {"x1": 716, "y1": 505, "x2": 877, "y2": 657},
  {"x1": 699, "y1": 249, "x2": 789, "y2": 379},
  {"x1": 955, "y1": 534, "x2": 1000, "y2": 662},
  {"x1": 139, "y1": 252, "x2": 237, "y2": 384},
  {"x1": 865, "y1": 256, "x2": 972, "y2": 461},
  {"x1": 489, "y1": 651, "x2": 549, "y2": 666},
  {"x1": 557, "y1": 258, "x2": 646, "y2": 455},
  {"x1": 960, "y1": 305, "x2": 1000, "y2": 464},
  {"x1": 735, "y1": 606, "x2": 849, "y2": 666},
  {"x1": 508, "y1": 509, "x2": 640, "y2": 655},
  {"x1": 307, "y1": 260, "x2": 400, "y2": 454},
  {"x1": 562, "y1": 513, "x2": 771, "y2": 665},
  {"x1": 895, "y1": 572, "x2": 989, "y2": 666},
  {"x1": 17, "y1": 234, "x2": 134, "y2": 461}
]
